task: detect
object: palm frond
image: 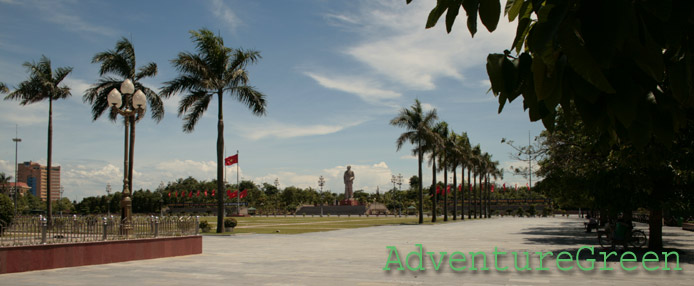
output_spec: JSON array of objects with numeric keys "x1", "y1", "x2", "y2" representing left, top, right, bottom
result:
[
  {"x1": 135, "y1": 62, "x2": 158, "y2": 80},
  {"x1": 0, "y1": 82, "x2": 8, "y2": 93},
  {"x1": 5, "y1": 56, "x2": 71, "y2": 105},
  {"x1": 229, "y1": 85, "x2": 266, "y2": 116},
  {"x1": 181, "y1": 91, "x2": 212, "y2": 133}
]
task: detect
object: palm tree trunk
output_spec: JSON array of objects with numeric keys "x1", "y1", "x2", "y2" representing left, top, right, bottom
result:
[
  {"x1": 443, "y1": 165, "x2": 448, "y2": 221},
  {"x1": 47, "y1": 97, "x2": 53, "y2": 225},
  {"x1": 473, "y1": 173, "x2": 477, "y2": 219},
  {"x1": 461, "y1": 166, "x2": 465, "y2": 220},
  {"x1": 452, "y1": 166, "x2": 457, "y2": 220},
  {"x1": 484, "y1": 174, "x2": 490, "y2": 218},
  {"x1": 467, "y1": 167, "x2": 471, "y2": 219},
  {"x1": 418, "y1": 146, "x2": 423, "y2": 224},
  {"x1": 431, "y1": 153, "x2": 437, "y2": 223},
  {"x1": 216, "y1": 91, "x2": 225, "y2": 233}
]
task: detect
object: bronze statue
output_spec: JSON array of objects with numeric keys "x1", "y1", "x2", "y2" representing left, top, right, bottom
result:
[{"x1": 343, "y1": 165, "x2": 354, "y2": 199}]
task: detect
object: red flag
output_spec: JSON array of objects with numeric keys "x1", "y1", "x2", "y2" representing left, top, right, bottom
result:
[
  {"x1": 458, "y1": 184, "x2": 462, "y2": 192},
  {"x1": 491, "y1": 185, "x2": 495, "y2": 193},
  {"x1": 181, "y1": 191, "x2": 185, "y2": 197},
  {"x1": 228, "y1": 190, "x2": 238, "y2": 199},
  {"x1": 503, "y1": 183, "x2": 506, "y2": 192},
  {"x1": 225, "y1": 154, "x2": 238, "y2": 166},
  {"x1": 446, "y1": 185, "x2": 451, "y2": 194},
  {"x1": 188, "y1": 190, "x2": 193, "y2": 198},
  {"x1": 239, "y1": 189, "x2": 248, "y2": 198},
  {"x1": 436, "y1": 185, "x2": 441, "y2": 194},
  {"x1": 196, "y1": 190, "x2": 200, "y2": 197},
  {"x1": 204, "y1": 190, "x2": 208, "y2": 197},
  {"x1": 226, "y1": 189, "x2": 231, "y2": 198},
  {"x1": 168, "y1": 192, "x2": 171, "y2": 197},
  {"x1": 527, "y1": 183, "x2": 530, "y2": 190},
  {"x1": 469, "y1": 183, "x2": 472, "y2": 191},
  {"x1": 515, "y1": 184, "x2": 518, "y2": 190},
  {"x1": 212, "y1": 189, "x2": 215, "y2": 197},
  {"x1": 174, "y1": 191, "x2": 178, "y2": 197}
]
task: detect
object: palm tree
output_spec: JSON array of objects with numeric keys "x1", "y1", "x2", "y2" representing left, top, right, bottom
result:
[
  {"x1": 0, "y1": 82, "x2": 8, "y2": 93},
  {"x1": 480, "y1": 152, "x2": 491, "y2": 218},
  {"x1": 470, "y1": 145, "x2": 481, "y2": 218},
  {"x1": 486, "y1": 157, "x2": 502, "y2": 217},
  {"x1": 454, "y1": 132, "x2": 471, "y2": 220},
  {"x1": 84, "y1": 37, "x2": 163, "y2": 197},
  {"x1": 390, "y1": 99, "x2": 438, "y2": 224},
  {"x1": 427, "y1": 121, "x2": 446, "y2": 222},
  {"x1": 450, "y1": 132, "x2": 467, "y2": 220},
  {"x1": 162, "y1": 28, "x2": 267, "y2": 233},
  {"x1": 434, "y1": 123, "x2": 452, "y2": 221},
  {"x1": 4, "y1": 55, "x2": 72, "y2": 222}
]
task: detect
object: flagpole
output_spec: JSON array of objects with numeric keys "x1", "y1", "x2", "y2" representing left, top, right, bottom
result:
[{"x1": 236, "y1": 150, "x2": 240, "y2": 215}]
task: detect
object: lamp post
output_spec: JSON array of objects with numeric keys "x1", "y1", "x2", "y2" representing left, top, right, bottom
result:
[
  {"x1": 107, "y1": 79, "x2": 146, "y2": 237},
  {"x1": 12, "y1": 125, "x2": 21, "y2": 214},
  {"x1": 318, "y1": 176, "x2": 325, "y2": 217}
]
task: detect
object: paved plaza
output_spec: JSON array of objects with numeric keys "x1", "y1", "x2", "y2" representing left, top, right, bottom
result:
[{"x1": 3, "y1": 217, "x2": 693, "y2": 285}]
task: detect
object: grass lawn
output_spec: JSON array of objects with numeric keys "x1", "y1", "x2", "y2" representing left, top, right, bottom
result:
[{"x1": 198, "y1": 215, "x2": 459, "y2": 235}]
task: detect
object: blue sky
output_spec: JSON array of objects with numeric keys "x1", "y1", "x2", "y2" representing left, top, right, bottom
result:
[{"x1": 0, "y1": 0, "x2": 544, "y2": 200}]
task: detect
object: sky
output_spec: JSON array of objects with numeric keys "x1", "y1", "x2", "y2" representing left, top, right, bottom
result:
[{"x1": 0, "y1": 0, "x2": 545, "y2": 201}]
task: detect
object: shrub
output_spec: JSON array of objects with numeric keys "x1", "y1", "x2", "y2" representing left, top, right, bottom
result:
[
  {"x1": 224, "y1": 218, "x2": 237, "y2": 228},
  {"x1": 199, "y1": 220, "x2": 210, "y2": 231},
  {"x1": 0, "y1": 194, "x2": 14, "y2": 227},
  {"x1": 527, "y1": 205, "x2": 537, "y2": 217},
  {"x1": 516, "y1": 207, "x2": 525, "y2": 217}
]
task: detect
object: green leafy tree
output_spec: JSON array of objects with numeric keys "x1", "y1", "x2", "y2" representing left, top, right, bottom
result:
[
  {"x1": 411, "y1": 0, "x2": 694, "y2": 148},
  {"x1": 4, "y1": 55, "x2": 72, "y2": 223},
  {"x1": 162, "y1": 28, "x2": 267, "y2": 232},
  {"x1": 0, "y1": 173, "x2": 11, "y2": 196},
  {"x1": 390, "y1": 99, "x2": 438, "y2": 224},
  {"x1": 0, "y1": 194, "x2": 14, "y2": 227}
]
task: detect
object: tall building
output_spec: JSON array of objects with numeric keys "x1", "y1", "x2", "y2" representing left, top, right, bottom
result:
[{"x1": 17, "y1": 161, "x2": 61, "y2": 201}]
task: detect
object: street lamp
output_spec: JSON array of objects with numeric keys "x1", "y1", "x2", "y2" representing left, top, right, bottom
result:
[
  {"x1": 107, "y1": 78, "x2": 146, "y2": 237},
  {"x1": 12, "y1": 125, "x2": 21, "y2": 214},
  {"x1": 318, "y1": 176, "x2": 325, "y2": 217}
]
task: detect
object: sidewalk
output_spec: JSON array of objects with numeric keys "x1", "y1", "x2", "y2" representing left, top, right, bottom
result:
[{"x1": 2, "y1": 217, "x2": 692, "y2": 285}]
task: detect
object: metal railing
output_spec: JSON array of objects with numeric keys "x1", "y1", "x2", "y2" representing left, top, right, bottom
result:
[{"x1": 0, "y1": 215, "x2": 199, "y2": 247}]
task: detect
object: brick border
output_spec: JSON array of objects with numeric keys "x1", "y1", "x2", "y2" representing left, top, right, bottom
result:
[{"x1": 0, "y1": 236, "x2": 202, "y2": 274}]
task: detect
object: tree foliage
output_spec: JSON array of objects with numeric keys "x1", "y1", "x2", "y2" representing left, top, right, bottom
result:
[{"x1": 411, "y1": 0, "x2": 694, "y2": 148}]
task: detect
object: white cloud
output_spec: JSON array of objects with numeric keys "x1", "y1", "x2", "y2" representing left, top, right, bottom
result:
[
  {"x1": 3, "y1": 0, "x2": 118, "y2": 36},
  {"x1": 210, "y1": 0, "x2": 241, "y2": 31},
  {"x1": 305, "y1": 72, "x2": 401, "y2": 106},
  {"x1": 421, "y1": 102, "x2": 436, "y2": 112},
  {"x1": 400, "y1": 154, "x2": 416, "y2": 160},
  {"x1": 0, "y1": 100, "x2": 47, "y2": 126},
  {"x1": 233, "y1": 119, "x2": 365, "y2": 140},
  {"x1": 318, "y1": 0, "x2": 517, "y2": 91}
]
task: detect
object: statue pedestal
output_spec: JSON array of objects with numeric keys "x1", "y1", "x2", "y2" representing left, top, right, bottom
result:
[{"x1": 339, "y1": 199, "x2": 359, "y2": 206}]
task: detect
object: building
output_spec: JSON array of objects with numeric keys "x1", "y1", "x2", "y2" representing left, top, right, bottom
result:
[
  {"x1": 0, "y1": 182, "x2": 31, "y2": 197},
  {"x1": 17, "y1": 161, "x2": 61, "y2": 201}
]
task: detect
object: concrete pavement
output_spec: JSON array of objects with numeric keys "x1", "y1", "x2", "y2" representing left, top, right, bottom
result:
[{"x1": 2, "y1": 217, "x2": 692, "y2": 285}]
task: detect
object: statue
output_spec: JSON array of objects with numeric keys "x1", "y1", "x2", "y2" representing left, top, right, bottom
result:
[{"x1": 343, "y1": 165, "x2": 355, "y2": 199}]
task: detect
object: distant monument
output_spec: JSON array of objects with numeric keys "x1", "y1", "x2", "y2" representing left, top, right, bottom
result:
[{"x1": 343, "y1": 165, "x2": 354, "y2": 199}]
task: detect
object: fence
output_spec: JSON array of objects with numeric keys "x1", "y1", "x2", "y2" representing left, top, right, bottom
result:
[{"x1": 0, "y1": 215, "x2": 199, "y2": 247}]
